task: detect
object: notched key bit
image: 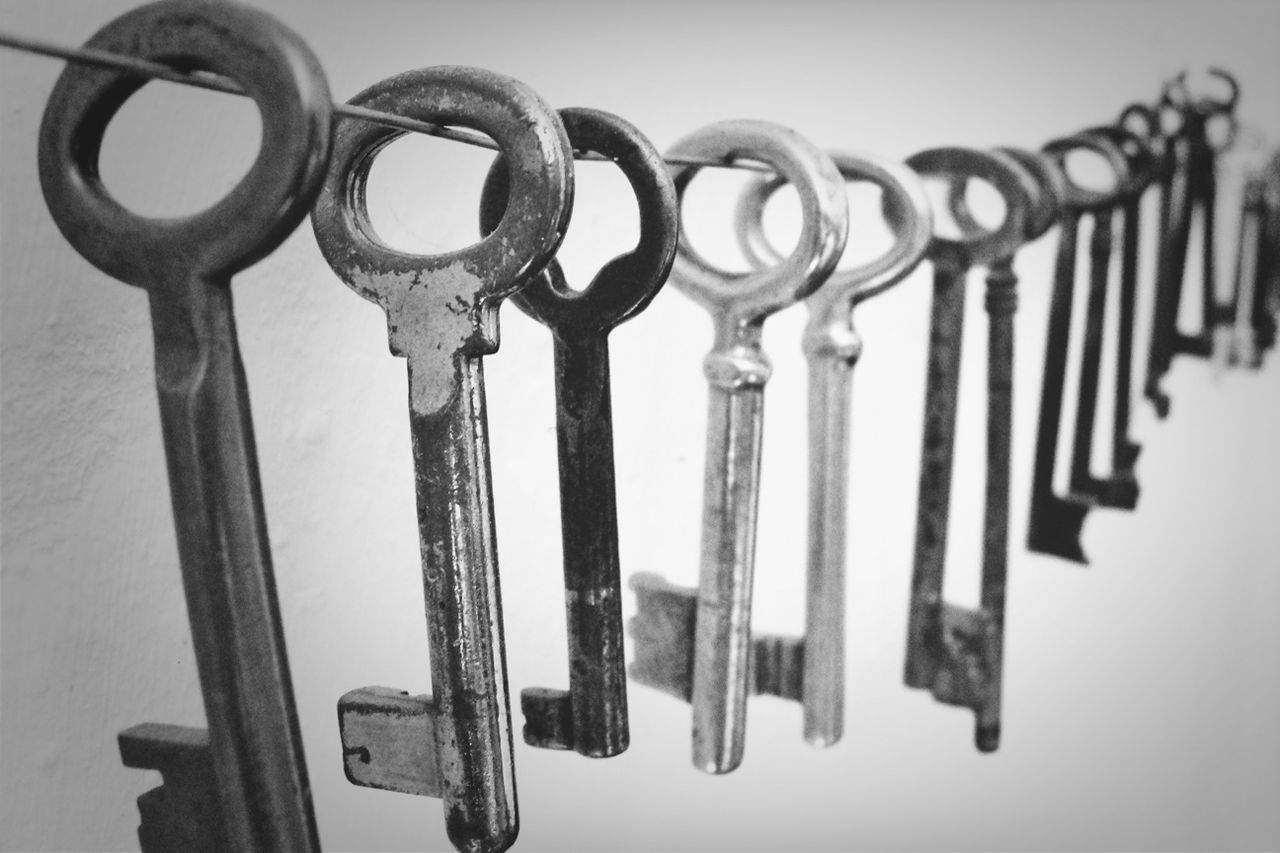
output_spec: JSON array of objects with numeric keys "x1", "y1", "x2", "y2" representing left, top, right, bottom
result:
[
  {"x1": 38, "y1": 3, "x2": 332, "y2": 850},
  {"x1": 627, "y1": 120, "x2": 848, "y2": 775},
  {"x1": 902, "y1": 147, "x2": 1032, "y2": 752},
  {"x1": 733, "y1": 150, "x2": 932, "y2": 746},
  {"x1": 312, "y1": 65, "x2": 573, "y2": 853},
  {"x1": 478, "y1": 107, "x2": 677, "y2": 758}
]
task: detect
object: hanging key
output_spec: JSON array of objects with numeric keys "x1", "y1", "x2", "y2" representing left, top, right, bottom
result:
[
  {"x1": 311, "y1": 66, "x2": 573, "y2": 853},
  {"x1": 1143, "y1": 71, "x2": 1240, "y2": 413},
  {"x1": 901, "y1": 148, "x2": 1032, "y2": 752},
  {"x1": 1226, "y1": 173, "x2": 1269, "y2": 368},
  {"x1": 476, "y1": 107, "x2": 678, "y2": 758},
  {"x1": 629, "y1": 120, "x2": 848, "y2": 774},
  {"x1": 1056, "y1": 127, "x2": 1150, "y2": 510},
  {"x1": 731, "y1": 151, "x2": 932, "y2": 747},
  {"x1": 37, "y1": 2, "x2": 331, "y2": 850},
  {"x1": 1027, "y1": 133, "x2": 1130, "y2": 564}
]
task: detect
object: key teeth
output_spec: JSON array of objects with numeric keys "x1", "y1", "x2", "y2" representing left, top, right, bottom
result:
[
  {"x1": 751, "y1": 634, "x2": 804, "y2": 701},
  {"x1": 1028, "y1": 497, "x2": 1091, "y2": 564},
  {"x1": 117, "y1": 723, "x2": 230, "y2": 853},
  {"x1": 627, "y1": 573, "x2": 695, "y2": 702},
  {"x1": 520, "y1": 688, "x2": 575, "y2": 751},
  {"x1": 338, "y1": 687, "x2": 441, "y2": 798},
  {"x1": 911, "y1": 604, "x2": 1002, "y2": 751}
]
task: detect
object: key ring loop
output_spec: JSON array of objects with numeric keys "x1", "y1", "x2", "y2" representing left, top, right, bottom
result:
[
  {"x1": 478, "y1": 107, "x2": 677, "y2": 338},
  {"x1": 38, "y1": 0, "x2": 332, "y2": 287},
  {"x1": 1042, "y1": 133, "x2": 1132, "y2": 213},
  {"x1": 666, "y1": 120, "x2": 849, "y2": 325},
  {"x1": 1080, "y1": 126, "x2": 1157, "y2": 197},
  {"x1": 311, "y1": 65, "x2": 574, "y2": 348},
  {"x1": 906, "y1": 147, "x2": 1030, "y2": 268},
  {"x1": 947, "y1": 147, "x2": 1063, "y2": 246},
  {"x1": 733, "y1": 150, "x2": 932, "y2": 311}
]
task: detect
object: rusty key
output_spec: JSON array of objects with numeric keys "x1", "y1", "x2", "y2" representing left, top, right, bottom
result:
[
  {"x1": 37, "y1": 2, "x2": 330, "y2": 850},
  {"x1": 477, "y1": 107, "x2": 677, "y2": 758},
  {"x1": 1027, "y1": 133, "x2": 1129, "y2": 564},
  {"x1": 901, "y1": 148, "x2": 1032, "y2": 752},
  {"x1": 311, "y1": 66, "x2": 573, "y2": 853},
  {"x1": 629, "y1": 120, "x2": 848, "y2": 774},
  {"x1": 732, "y1": 151, "x2": 932, "y2": 747}
]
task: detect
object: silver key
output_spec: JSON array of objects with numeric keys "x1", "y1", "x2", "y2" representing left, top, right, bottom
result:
[
  {"x1": 629, "y1": 120, "x2": 848, "y2": 774},
  {"x1": 732, "y1": 151, "x2": 932, "y2": 746}
]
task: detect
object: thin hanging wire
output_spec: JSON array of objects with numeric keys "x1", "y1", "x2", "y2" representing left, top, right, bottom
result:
[{"x1": 0, "y1": 30, "x2": 775, "y2": 174}]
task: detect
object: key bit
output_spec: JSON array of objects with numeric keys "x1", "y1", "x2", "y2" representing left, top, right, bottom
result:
[
  {"x1": 477, "y1": 107, "x2": 677, "y2": 758},
  {"x1": 733, "y1": 150, "x2": 932, "y2": 746},
  {"x1": 628, "y1": 120, "x2": 848, "y2": 775},
  {"x1": 38, "y1": 3, "x2": 331, "y2": 849},
  {"x1": 901, "y1": 147, "x2": 1031, "y2": 752},
  {"x1": 312, "y1": 65, "x2": 573, "y2": 853},
  {"x1": 1027, "y1": 133, "x2": 1129, "y2": 564}
]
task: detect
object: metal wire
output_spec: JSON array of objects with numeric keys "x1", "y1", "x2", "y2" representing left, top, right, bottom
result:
[{"x1": 0, "y1": 30, "x2": 774, "y2": 174}]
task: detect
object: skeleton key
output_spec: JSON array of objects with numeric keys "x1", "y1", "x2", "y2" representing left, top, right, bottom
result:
[
  {"x1": 37, "y1": 3, "x2": 330, "y2": 850},
  {"x1": 311, "y1": 67, "x2": 573, "y2": 853},
  {"x1": 1062, "y1": 130, "x2": 1142, "y2": 509},
  {"x1": 1026, "y1": 133, "x2": 1129, "y2": 564},
  {"x1": 732, "y1": 151, "x2": 932, "y2": 746},
  {"x1": 901, "y1": 148, "x2": 1031, "y2": 752},
  {"x1": 1254, "y1": 157, "x2": 1280, "y2": 361},
  {"x1": 476, "y1": 107, "x2": 677, "y2": 758},
  {"x1": 1227, "y1": 174, "x2": 1269, "y2": 368},
  {"x1": 629, "y1": 120, "x2": 848, "y2": 774}
]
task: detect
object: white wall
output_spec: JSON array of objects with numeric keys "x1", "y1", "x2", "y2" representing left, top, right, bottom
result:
[{"x1": 3, "y1": 1, "x2": 1280, "y2": 851}]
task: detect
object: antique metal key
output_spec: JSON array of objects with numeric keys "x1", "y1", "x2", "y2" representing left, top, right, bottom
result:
[
  {"x1": 311, "y1": 67, "x2": 573, "y2": 853},
  {"x1": 477, "y1": 107, "x2": 678, "y2": 758},
  {"x1": 901, "y1": 148, "x2": 1032, "y2": 752},
  {"x1": 1027, "y1": 134, "x2": 1130, "y2": 564},
  {"x1": 1064, "y1": 126, "x2": 1155, "y2": 510},
  {"x1": 37, "y1": 2, "x2": 330, "y2": 850},
  {"x1": 629, "y1": 120, "x2": 848, "y2": 774},
  {"x1": 732, "y1": 151, "x2": 932, "y2": 747}
]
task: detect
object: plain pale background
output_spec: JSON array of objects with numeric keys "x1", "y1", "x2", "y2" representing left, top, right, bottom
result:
[{"x1": 3, "y1": 1, "x2": 1280, "y2": 851}]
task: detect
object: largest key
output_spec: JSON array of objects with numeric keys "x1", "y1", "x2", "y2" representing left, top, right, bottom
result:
[
  {"x1": 629, "y1": 120, "x2": 848, "y2": 774},
  {"x1": 311, "y1": 67, "x2": 573, "y2": 853},
  {"x1": 37, "y1": 2, "x2": 330, "y2": 850}
]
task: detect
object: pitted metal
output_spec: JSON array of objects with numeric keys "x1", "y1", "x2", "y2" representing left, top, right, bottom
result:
[
  {"x1": 729, "y1": 150, "x2": 931, "y2": 747},
  {"x1": 312, "y1": 65, "x2": 574, "y2": 853},
  {"x1": 901, "y1": 146, "x2": 1031, "y2": 752},
  {"x1": 629, "y1": 120, "x2": 847, "y2": 775},
  {"x1": 37, "y1": 2, "x2": 330, "y2": 850},
  {"x1": 1027, "y1": 133, "x2": 1131, "y2": 564},
  {"x1": 478, "y1": 106, "x2": 677, "y2": 758}
]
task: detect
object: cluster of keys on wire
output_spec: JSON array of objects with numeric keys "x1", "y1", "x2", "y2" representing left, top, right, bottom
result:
[{"x1": 18, "y1": 1, "x2": 1280, "y2": 851}]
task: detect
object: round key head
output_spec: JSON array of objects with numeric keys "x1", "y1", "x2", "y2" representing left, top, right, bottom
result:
[
  {"x1": 310, "y1": 65, "x2": 574, "y2": 358},
  {"x1": 733, "y1": 150, "x2": 933, "y2": 311},
  {"x1": 37, "y1": 0, "x2": 333, "y2": 289},
  {"x1": 1160, "y1": 67, "x2": 1240, "y2": 117},
  {"x1": 477, "y1": 107, "x2": 677, "y2": 339},
  {"x1": 1042, "y1": 132, "x2": 1132, "y2": 213},
  {"x1": 904, "y1": 147, "x2": 1031, "y2": 268},
  {"x1": 665, "y1": 120, "x2": 849, "y2": 325},
  {"x1": 946, "y1": 148, "x2": 1064, "y2": 245},
  {"x1": 1081, "y1": 125, "x2": 1157, "y2": 198}
]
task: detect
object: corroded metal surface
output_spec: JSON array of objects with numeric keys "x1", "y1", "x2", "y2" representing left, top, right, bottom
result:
[
  {"x1": 901, "y1": 147, "x2": 1030, "y2": 752},
  {"x1": 629, "y1": 120, "x2": 848, "y2": 775},
  {"x1": 37, "y1": 2, "x2": 331, "y2": 850},
  {"x1": 732, "y1": 151, "x2": 932, "y2": 747},
  {"x1": 311, "y1": 66, "x2": 573, "y2": 853},
  {"x1": 478, "y1": 107, "x2": 677, "y2": 758}
]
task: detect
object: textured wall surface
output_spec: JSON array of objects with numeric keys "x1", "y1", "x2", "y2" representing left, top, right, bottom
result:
[{"x1": 3, "y1": 1, "x2": 1280, "y2": 851}]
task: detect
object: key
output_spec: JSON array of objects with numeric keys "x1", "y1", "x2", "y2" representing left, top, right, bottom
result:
[
  {"x1": 732, "y1": 151, "x2": 932, "y2": 746},
  {"x1": 629, "y1": 120, "x2": 848, "y2": 774},
  {"x1": 310, "y1": 66, "x2": 573, "y2": 853},
  {"x1": 476, "y1": 107, "x2": 678, "y2": 758},
  {"x1": 36, "y1": 3, "x2": 330, "y2": 850},
  {"x1": 1059, "y1": 128, "x2": 1147, "y2": 509},
  {"x1": 900, "y1": 148, "x2": 1032, "y2": 752},
  {"x1": 1227, "y1": 174, "x2": 1267, "y2": 368},
  {"x1": 1026, "y1": 133, "x2": 1130, "y2": 564}
]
